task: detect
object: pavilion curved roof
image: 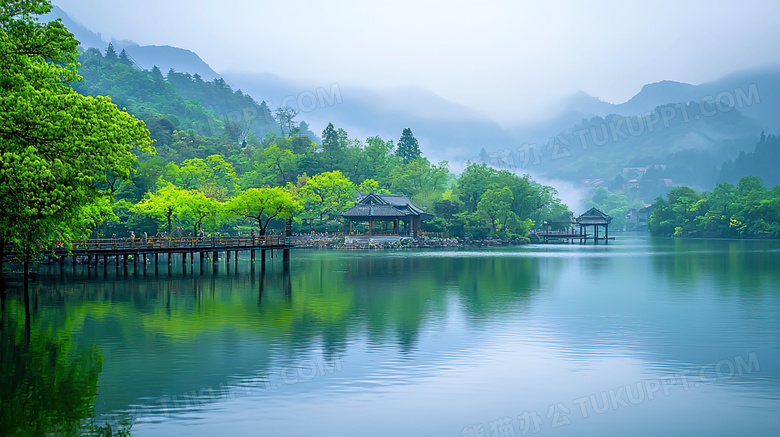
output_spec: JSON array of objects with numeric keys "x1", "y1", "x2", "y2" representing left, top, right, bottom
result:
[
  {"x1": 341, "y1": 192, "x2": 433, "y2": 219},
  {"x1": 575, "y1": 207, "x2": 613, "y2": 225}
]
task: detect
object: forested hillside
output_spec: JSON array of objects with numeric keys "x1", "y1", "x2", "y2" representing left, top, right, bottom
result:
[
  {"x1": 64, "y1": 44, "x2": 571, "y2": 242},
  {"x1": 719, "y1": 131, "x2": 780, "y2": 187}
]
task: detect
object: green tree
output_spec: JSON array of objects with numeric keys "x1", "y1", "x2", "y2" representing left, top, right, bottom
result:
[
  {"x1": 321, "y1": 122, "x2": 340, "y2": 152},
  {"x1": 477, "y1": 187, "x2": 517, "y2": 234},
  {"x1": 0, "y1": 0, "x2": 154, "y2": 267},
  {"x1": 358, "y1": 179, "x2": 390, "y2": 194},
  {"x1": 173, "y1": 155, "x2": 238, "y2": 200},
  {"x1": 226, "y1": 187, "x2": 301, "y2": 235},
  {"x1": 240, "y1": 144, "x2": 298, "y2": 188},
  {"x1": 363, "y1": 136, "x2": 397, "y2": 183},
  {"x1": 274, "y1": 106, "x2": 297, "y2": 137},
  {"x1": 178, "y1": 189, "x2": 222, "y2": 235},
  {"x1": 298, "y1": 171, "x2": 356, "y2": 224},
  {"x1": 455, "y1": 164, "x2": 499, "y2": 213},
  {"x1": 104, "y1": 42, "x2": 117, "y2": 61},
  {"x1": 395, "y1": 128, "x2": 421, "y2": 164},
  {"x1": 131, "y1": 184, "x2": 189, "y2": 232},
  {"x1": 648, "y1": 187, "x2": 702, "y2": 236}
]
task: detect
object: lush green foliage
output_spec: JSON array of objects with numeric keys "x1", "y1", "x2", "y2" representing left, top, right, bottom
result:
[
  {"x1": 226, "y1": 187, "x2": 301, "y2": 235},
  {"x1": 648, "y1": 176, "x2": 780, "y2": 238},
  {"x1": 1, "y1": 2, "x2": 569, "y2": 248},
  {"x1": 0, "y1": 0, "x2": 153, "y2": 260},
  {"x1": 587, "y1": 187, "x2": 647, "y2": 230}
]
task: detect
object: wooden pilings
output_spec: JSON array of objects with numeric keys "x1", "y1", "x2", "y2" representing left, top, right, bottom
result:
[{"x1": 22, "y1": 236, "x2": 291, "y2": 275}]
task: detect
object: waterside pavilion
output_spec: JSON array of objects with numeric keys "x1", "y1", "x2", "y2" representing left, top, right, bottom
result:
[
  {"x1": 575, "y1": 207, "x2": 613, "y2": 243},
  {"x1": 341, "y1": 193, "x2": 433, "y2": 244}
]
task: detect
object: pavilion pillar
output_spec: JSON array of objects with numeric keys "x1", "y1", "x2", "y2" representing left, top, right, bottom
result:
[
  {"x1": 394, "y1": 219, "x2": 399, "y2": 235},
  {"x1": 594, "y1": 225, "x2": 598, "y2": 244},
  {"x1": 369, "y1": 220, "x2": 373, "y2": 236},
  {"x1": 349, "y1": 220, "x2": 353, "y2": 235}
]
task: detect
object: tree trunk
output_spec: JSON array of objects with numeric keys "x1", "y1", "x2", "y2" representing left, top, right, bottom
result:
[
  {"x1": 0, "y1": 236, "x2": 5, "y2": 287},
  {"x1": 257, "y1": 217, "x2": 266, "y2": 236}
]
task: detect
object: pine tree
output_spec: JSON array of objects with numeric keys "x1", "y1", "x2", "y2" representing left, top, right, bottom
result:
[
  {"x1": 396, "y1": 128, "x2": 421, "y2": 164},
  {"x1": 150, "y1": 65, "x2": 164, "y2": 82},
  {"x1": 105, "y1": 42, "x2": 118, "y2": 61},
  {"x1": 118, "y1": 48, "x2": 133, "y2": 66},
  {"x1": 321, "y1": 122, "x2": 340, "y2": 152}
]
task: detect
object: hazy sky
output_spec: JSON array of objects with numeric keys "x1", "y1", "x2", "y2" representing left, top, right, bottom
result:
[{"x1": 52, "y1": 0, "x2": 780, "y2": 122}]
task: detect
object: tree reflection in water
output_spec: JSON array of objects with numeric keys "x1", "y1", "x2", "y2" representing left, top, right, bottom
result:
[{"x1": 0, "y1": 279, "x2": 107, "y2": 436}]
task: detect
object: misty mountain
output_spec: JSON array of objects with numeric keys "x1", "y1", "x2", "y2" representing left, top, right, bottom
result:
[
  {"x1": 117, "y1": 44, "x2": 221, "y2": 81},
  {"x1": 48, "y1": 4, "x2": 780, "y2": 191},
  {"x1": 43, "y1": 7, "x2": 220, "y2": 81},
  {"x1": 222, "y1": 71, "x2": 516, "y2": 166},
  {"x1": 43, "y1": 6, "x2": 106, "y2": 50}
]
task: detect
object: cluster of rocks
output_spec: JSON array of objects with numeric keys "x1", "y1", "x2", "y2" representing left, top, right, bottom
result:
[
  {"x1": 295, "y1": 236, "x2": 530, "y2": 250},
  {"x1": 459, "y1": 236, "x2": 530, "y2": 247}
]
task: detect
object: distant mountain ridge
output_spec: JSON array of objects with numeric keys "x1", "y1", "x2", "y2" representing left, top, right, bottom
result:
[
  {"x1": 47, "y1": 5, "x2": 780, "y2": 189},
  {"x1": 43, "y1": 6, "x2": 220, "y2": 81}
]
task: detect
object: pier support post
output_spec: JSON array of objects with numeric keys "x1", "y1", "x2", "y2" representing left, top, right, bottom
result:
[
  {"x1": 283, "y1": 248, "x2": 290, "y2": 273},
  {"x1": 227, "y1": 250, "x2": 231, "y2": 262},
  {"x1": 213, "y1": 251, "x2": 218, "y2": 262}
]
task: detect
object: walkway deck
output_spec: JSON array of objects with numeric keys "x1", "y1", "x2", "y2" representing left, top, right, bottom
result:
[
  {"x1": 3, "y1": 235, "x2": 292, "y2": 264},
  {"x1": 531, "y1": 232, "x2": 615, "y2": 243}
]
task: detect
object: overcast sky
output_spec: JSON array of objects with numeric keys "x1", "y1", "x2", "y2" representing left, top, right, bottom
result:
[{"x1": 52, "y1": 0, "x2": 780, "y2": 123}]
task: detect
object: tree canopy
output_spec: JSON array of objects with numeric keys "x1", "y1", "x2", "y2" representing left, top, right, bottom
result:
[
  {"x1": 0, "y1": 0, "x2": 153, "y2": 260},
  {"x1": 648, "y1": 176, "x2": 780, "y2": 238}
]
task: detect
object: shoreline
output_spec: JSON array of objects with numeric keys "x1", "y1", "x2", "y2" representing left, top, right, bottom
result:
[{"x1": 293, "y1": 236, "x2": 531, "y2": 249}]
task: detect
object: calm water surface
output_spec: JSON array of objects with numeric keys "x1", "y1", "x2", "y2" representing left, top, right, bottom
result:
[{"x1": 2, "y1": 234, "x2": 779, "y2": 436}]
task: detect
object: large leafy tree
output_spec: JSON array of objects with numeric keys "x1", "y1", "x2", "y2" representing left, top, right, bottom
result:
[
  {"x1": 0, "y1": 0, "x2": 153, "y2": 264},
  {"x1": 478, "y1": 187, "x2": 517, "y2": 234},
  {"x1": 298, "y1": 171, "x2": 356, "y2": 224},
  {"x1": 178, "y1": 190, "x2": 222, "y2": 235},
  {"x1": 131, "y1": 184, "x2": 188, "y2": 233},
  {"x1": 170, "y1": 155, "x2": 238, "y2": 199},
  {"x1": 226, "y1": 187, "x2": 301, "y2": 236},
  {"x1": 240, "y1": 144, "x2": 298, "y2": 188}
]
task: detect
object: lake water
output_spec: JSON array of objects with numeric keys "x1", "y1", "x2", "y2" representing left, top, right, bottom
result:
[{"x1": 2, "y1": 234, "x2": 779, "y2": 436}]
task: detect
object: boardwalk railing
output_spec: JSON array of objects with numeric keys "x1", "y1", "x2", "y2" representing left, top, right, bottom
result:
[{"x1": 4, "y1": 235, "x2": 288, "y2": 257}]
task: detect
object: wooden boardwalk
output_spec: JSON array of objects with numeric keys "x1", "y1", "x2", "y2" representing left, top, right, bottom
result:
[
  {"x1": 3, "y1": 235, "x2": 292, "y2": 270},
  {"x1": 531, "y1": 231, "x2": 615, "y2": 244}
]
